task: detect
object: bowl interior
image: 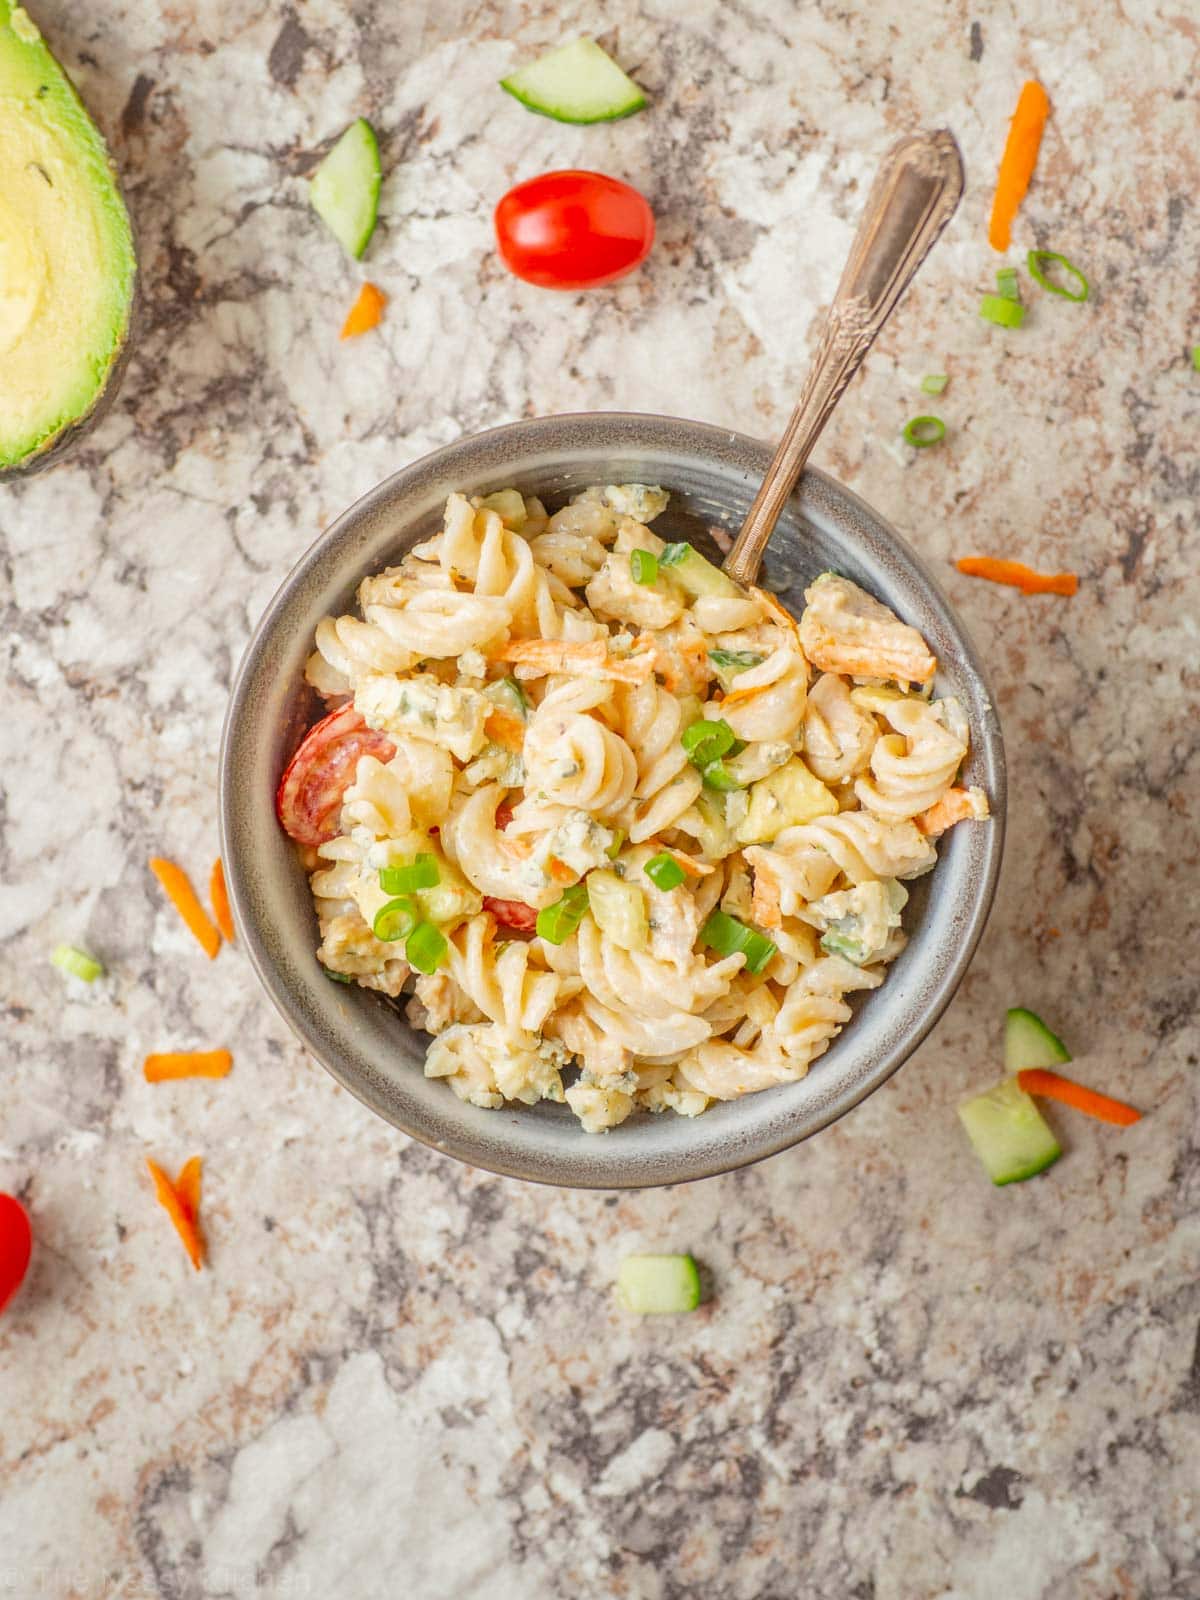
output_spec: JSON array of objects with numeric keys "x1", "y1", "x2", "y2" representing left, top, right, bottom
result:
[{"x1": 220, "y1": 413, "x2": 1005, "y2": 1188}]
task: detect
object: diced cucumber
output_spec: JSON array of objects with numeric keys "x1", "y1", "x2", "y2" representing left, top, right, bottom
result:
[
  {"x1": 735, "y1": 757, "x2": 837, "y2": 844},
  {"x1": 1005, "y1": 1007, "x2": 1071, "y2": 1073},
  {"x1": 500, "y1": 37, "x2": 646, "y2": 125},
  {"x1": 586, "y1": 869, "x2": 647, "y2": 952},
  {"x1": 483, "y1": 675, "x2": 530, "y2": 719},
  {"x1": 708, "y1": 649, "x2": 764, "y2": 691},
  {"x1": 659, "y1": 542, "x2": 742, "y2": 600},
  {"x1": 616, "y1": 1254, "x2": 701, "y2": 1314},
  {"x1": 478, "y1": 489, "x2": 527, "y2": 529},
  {"x1": 309, "y1": 118, "x2": 381, "y2": 259},
  {"x1": 415, "y1": 855, "x2": 483, "y2": 927},
  {"x1": 685, "y1": 790, "x2": 735, "y2": 859},
  {"x1": 958, "y1": 1078, "x2": 1062, "y2": 1185}
]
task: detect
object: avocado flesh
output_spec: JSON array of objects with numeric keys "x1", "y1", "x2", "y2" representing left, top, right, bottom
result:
[{"x1": 0, "y1": 0, "x2": 136, "y2": 473}]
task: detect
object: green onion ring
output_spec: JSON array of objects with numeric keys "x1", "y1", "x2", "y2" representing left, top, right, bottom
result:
[
  {"x1": 902, "y1": 415, "x2": 946, "y2": 449},
  {"x1": 1026, "y1": 249, "x2": 1089, "y2": 303}
]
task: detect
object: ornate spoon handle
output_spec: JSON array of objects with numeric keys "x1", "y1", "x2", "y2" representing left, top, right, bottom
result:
[{"x1": 723, "y1": 129, "x2": 965, "y2": 587}]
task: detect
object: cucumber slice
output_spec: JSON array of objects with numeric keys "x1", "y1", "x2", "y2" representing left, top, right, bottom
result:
[
  {"x1": 958, "y1": 1078, "x2": 1062, "y2": 1186},
  {"x1": 483, "y1": 675, "x2": 530, "y2": 719},
  {"x1": 616, "y1": 1254, "x2": 701, "y2": 1314},
  {"x1": 659, "y1": 542, "x2": 741, "y2": 600},
  {"x1": 1005, "y1": 1007, "x2": 1071, "y2": 1073},
  {"x1": 309, "y1": 119, "x2": 381, "y2": 259},
  {"x1": 586, "y1": 869, "x2": 648, "y2": 952},
  {"x1": 500, "y1": 37, "x2": 646, "y2": 125}
]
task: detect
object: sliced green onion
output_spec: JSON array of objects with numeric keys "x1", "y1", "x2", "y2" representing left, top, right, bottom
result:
[
  {"x1": 379, "y1": 854, "x2": 440, "y2": 894},
  {"x1": 322, "y1": 965, "x2": 355, "y2": 983},
  {"x1": 372, "y1": 897, "x2": 418, "y2": 943},
  {"x1": 996, "y1": 267, "x2": 1021, "y2": 302},
  {"x1": 644, "y1": 852, "x2": 687, "y2": 891},
  {"x1": 902, "y1": 415, "x2": 946, "y2": 448},
  {"x1": 659, "y1": 541, "x2": 691, "y2": 566},
  {"x1": 405, "y1": 922, "x2": 448, "y2": 974},
  {"x1": 536, "y1": 883, "x2": 589, "y2": 945},
  {"x1": 605, "y1": 828, "x2": 626, "y2": 859},
  {"x1": 699, "y1": 910, "x2": 777, "y2": 975},
  {"x1": 51, "y1": 943, "x2": 104, "y2": 982},
  {"x1": 1026, "y1": 249, "x2": 1089, "y2": 303},
  {"x1": 707, "y1": 649, "x2": 762, "y2": 672},
  {"x1": 701, "y1": 758, "x2": 745, "y2": 792},
  {"x1": 681, "y1": 717, "x2": 736, "y2": 768},
  {"x1": 1192, "y1": 345, "x2": 1200, "y2": 372},
  {"x1": 919, "y1": 373, "x2": 949, "y2": 395},
  {"x1": 980, "y1": 294, "x2": 1026, "y2": 329},
  {"x1": 629, "y1": 549, "x2": 659, "y2": 585}
]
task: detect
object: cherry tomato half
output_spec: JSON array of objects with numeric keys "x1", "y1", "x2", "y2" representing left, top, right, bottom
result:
[
  {"x1": 0, "y1": 1194, "x2": 32, "y2": 1318},
  {"x1": 494, "y1": 170, "x2": 654, "y2": 290}
]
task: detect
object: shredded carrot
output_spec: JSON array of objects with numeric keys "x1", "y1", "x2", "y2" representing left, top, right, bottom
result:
[
  {"x1": 147, "y1": 1157, "x2": 206, "y2": 1270},
  {"x1": 546, "y1": 857, "x2": 577, "y2": 886},
  {"x1": 956, "y1": 557, "x2": 1078, "y2": 597},
  {"x1": 174, "y1": 1156, "x2": 202, "y2": 1224},
  {"x1": 667, "y1": 849, "x2": 715, "y2": 878},
  {"x1": 1017, "y1": 1069, "x2": 1142, "y2": 1127},
  {"x1": 916, "y1": 786, "x2": 990, "y2": 838},
  {"x1": 750, "y1": 584, "x2": 801, "y2": 640},
  {"x1": 340, "y1": 281, "x2": 387, "y2": 340},
  {"x1": 149, "y1": 858, "x2": 222, "y2": 959},
  {"x1": 988, "y1": 80, "x2": 1051, "y2": 252},
  {"x1": 144, "y1": 1050, "x2": 233, "y2": 1083},
  {"x1": 494, "y1": 638, "x2": 654, "y2": 684},
  {"x1": 209, "y1": 859, "x2": 235, "y2": 942},
  {"x1": 484, "y1": 707, "x2": 526, "y2": 753}
]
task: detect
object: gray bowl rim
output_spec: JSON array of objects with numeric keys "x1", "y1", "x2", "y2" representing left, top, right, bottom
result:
[{"x1": 219, "y1": 410, "x2": 1006, "y2": 1189}]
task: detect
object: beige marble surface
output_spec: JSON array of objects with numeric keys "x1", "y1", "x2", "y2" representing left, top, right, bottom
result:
[{"x1": 2, "y1": 0, "x2": 1198, "y2": 1595}]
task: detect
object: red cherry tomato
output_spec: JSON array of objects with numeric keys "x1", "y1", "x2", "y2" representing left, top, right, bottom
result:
[
  {"x1": 0, "y1": 1195, "x2": 32, "y2": 1318},
  {"x1": 483, "y1": 897, "x2": 539, "y2": 933},
  {"x1": 276, "y1": 705, "x2": 396, "y2": 846},
  {"x1": 494, "y1": 170, "x2": 654, "y2": 290}
]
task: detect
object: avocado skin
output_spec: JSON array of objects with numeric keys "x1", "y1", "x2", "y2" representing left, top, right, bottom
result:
[{"x1": 0, "y1": 5, "x2": 139, "y2": 481}]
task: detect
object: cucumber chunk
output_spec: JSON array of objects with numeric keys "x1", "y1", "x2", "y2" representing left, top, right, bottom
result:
[
  {"x1": 586, "y1": 869, "x2": 648, "y2": 952},
  {"x1": 616, "y1": 1254, "x2": 701, "y2": 1314},
  {"x1": 659, "y1": 541, "x2": 741, "y2": 600},
  {"x1": 958, "y1": 1078, "x2": 1062, "y2": 1185},
  {"x1": 309, "y1": 119, "x2": 381, "y2": 259},
  {"x1": 500, "y1": 37, "x2": 646, "y2": 125},
  {"x1": 1004, "y1": 1007, "x2": 1071, "y2": 1073}
]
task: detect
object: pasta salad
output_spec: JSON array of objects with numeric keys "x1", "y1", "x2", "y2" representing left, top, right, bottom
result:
[{"x1": 276, "y1": 484, "x2": 989, "y2": 1132}]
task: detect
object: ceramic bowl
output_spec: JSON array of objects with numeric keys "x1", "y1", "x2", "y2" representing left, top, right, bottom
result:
[{"x1": 219, "y1": 412, "x2": 1005, "y2": 1188}]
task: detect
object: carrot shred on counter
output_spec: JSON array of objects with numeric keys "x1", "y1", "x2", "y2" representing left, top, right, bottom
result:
[
  {"x1": 1017, "y1": 1069, "x2": 1142, "y2": 1127},
  {"x1": 146, "y1": 1157, "x2": 206, "y2": 1270},
  {"x1": 955, "y1": 557, "x2": 1078, "y2": 596},
  {"x1": 988, "y1": 80, "x2": 1051, "y2": 251},
  {"x1": 209, "y1": 859, "x2": 235, "y2": 942},
  {"x1": 340, "y1": 282, "x2": 387, "y2": 340},
  {"x1": 144, "y1": 1050, "x2": 233, "y2": 1083},
  {"x1": 174, "y1": 1156, "x2": 203, "y2": 1224},
  {"x1": 148, "y1": 858, "x2": 222, "y2": 959}
]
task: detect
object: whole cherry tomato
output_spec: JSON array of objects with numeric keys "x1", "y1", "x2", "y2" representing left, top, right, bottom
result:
[
  {"x1": 494, "y1": 170, "x2": 654, "y2": 290},
  {"x1": 0, "y1": 1194, "x2": 32, "y2": 1318}
]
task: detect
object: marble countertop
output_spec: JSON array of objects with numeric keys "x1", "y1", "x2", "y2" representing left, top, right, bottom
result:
[{"x1": 3, "y1": 0, "x2": 1198, "y2": 1595}]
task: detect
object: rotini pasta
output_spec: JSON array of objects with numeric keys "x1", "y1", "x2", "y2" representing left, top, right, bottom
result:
[{"x1": 276, "y1": 483, "x2": 991, "y2": 1131}]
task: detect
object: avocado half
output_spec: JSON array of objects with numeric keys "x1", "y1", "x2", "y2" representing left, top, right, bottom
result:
[{"x1": 0, "y1": 0, "x2": 137, "y2": 478}]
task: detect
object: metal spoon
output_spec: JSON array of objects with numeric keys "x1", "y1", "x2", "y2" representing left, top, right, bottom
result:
[{"x1": 723, "y1": 129, "x2": 965, "y2": 588}]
